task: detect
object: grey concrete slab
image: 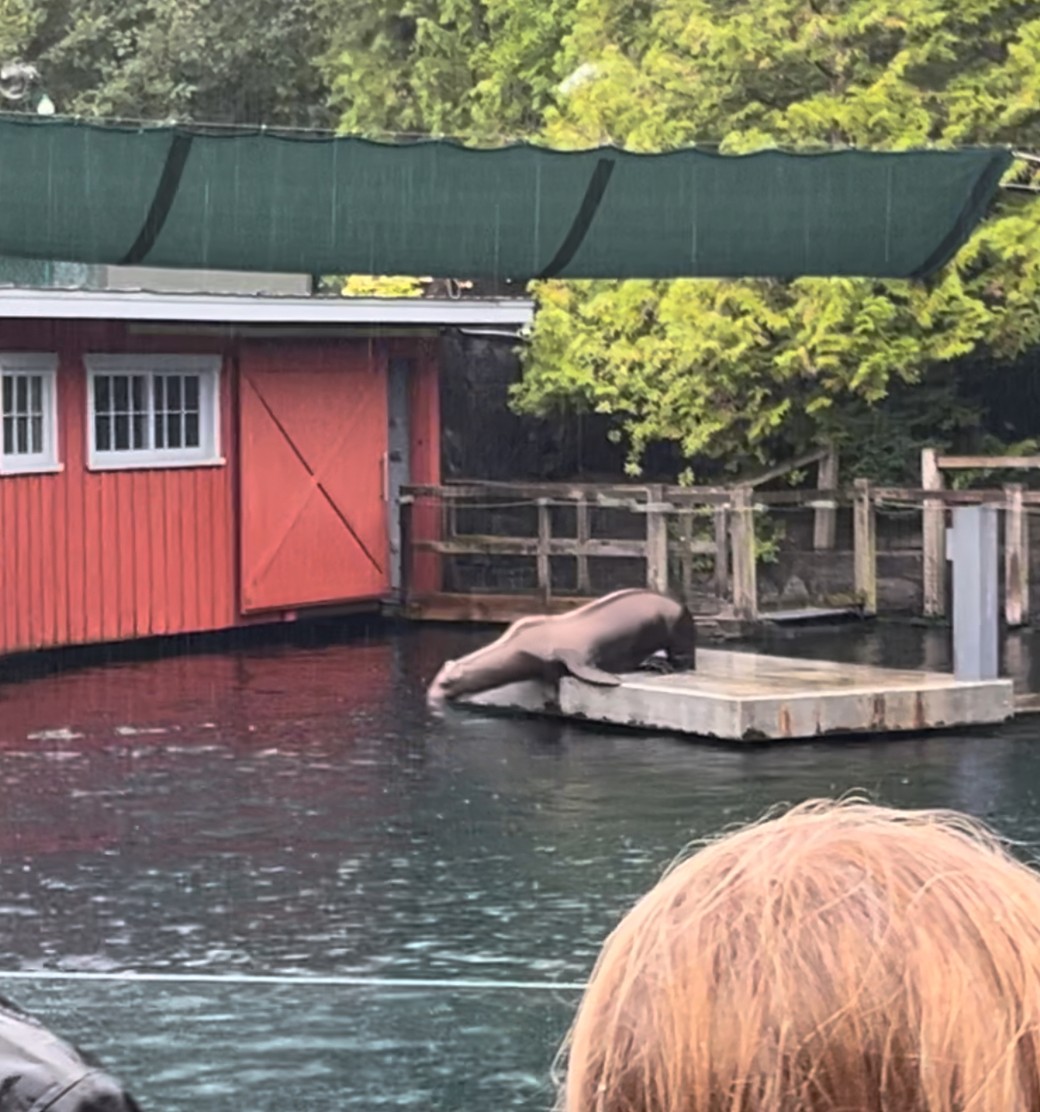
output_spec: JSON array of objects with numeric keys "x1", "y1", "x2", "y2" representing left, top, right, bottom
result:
[{"x1": 462, "y1": 648, "x2": 1014, "y2": 742}]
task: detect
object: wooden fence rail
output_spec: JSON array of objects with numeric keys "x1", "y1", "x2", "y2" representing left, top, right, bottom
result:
[{"x1": 406, "y1": 493, "x2": 721, "y2": 600}]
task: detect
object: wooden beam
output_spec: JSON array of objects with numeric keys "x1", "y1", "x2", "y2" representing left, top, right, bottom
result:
[
  {"x1": 873, "y1": 488, "x2": 1006, "y2": 503},
  {"x1": 404, "y1": 481, "x2": 733, "y2": 503},
  {"x1": 747, "y1": 489, "x2": 844, "y2": 506},
  {"x1": 575, "y1": 495, "x2": 591, "y2": 593},
  {"x1": 813, "y1": 446, "x2": 839, "y2": 550},
  {"x1": 402, "y1": 592, "x2": 587, "y2": 623},
  {"x1": 714, "y1": 506, "x2": 729, "y2": 598},
  {"x1": 411, "y1": 537, "x2": 716, "y2": 558},
  {"x1": 679, "y1": 508, "x2": 694, "y2": 601},
  {"x1": 744, "y1": 447, "x2": 830, "y2": 489},
  {"x1": 536, "y1": 498, "x2": 552, "y2": 598},
  {"x1": 922, "y1": 448, "x2": 946, "y2": 618},
  {"x1": 730, "y1": 487, "x2": 758, "y2": 621},
  {"x1": 853, "y1": 478, "x2": 877, "y2": 616},
  {"x1": 937, "y1": 455, "x2": 1040, "y2": 470},
  {"x1": 1005, "y1": 482, "x2": 1030, "y2": 627},
  {"x1": 431, "y1": 479, "x2": 732, "y2": 498},
  {"x1": 645, "y1": 484, "x2": 669, "y2": 593}
]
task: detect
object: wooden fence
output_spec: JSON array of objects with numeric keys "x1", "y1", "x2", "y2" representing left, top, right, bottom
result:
[{"x1": 400, "y1": 464, "x2": 1036, "y2": 626}]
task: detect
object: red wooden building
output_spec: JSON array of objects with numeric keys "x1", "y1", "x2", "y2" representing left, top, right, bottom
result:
[{"x1": 0, "y1": 280, "x2": 532, "y2": 656}]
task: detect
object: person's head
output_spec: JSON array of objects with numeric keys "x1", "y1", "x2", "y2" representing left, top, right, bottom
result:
[
  {"x1": 0, "y1": 992, "x2": 143, "y2": 1111},
  {"x1": 560, "y1": 796, "x2": 1040, "y2": 1112}
]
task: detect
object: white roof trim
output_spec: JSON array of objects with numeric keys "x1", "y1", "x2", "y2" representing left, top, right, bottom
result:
[{"x1": 0, "y1": 287, "x2": 534, "y2": 327}]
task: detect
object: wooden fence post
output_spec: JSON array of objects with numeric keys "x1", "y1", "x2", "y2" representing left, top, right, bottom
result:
[
  {"x1": 1005, "y1": 482, "x2": 1029, "y2": 627},
  {"x1": 437, "y1": 491, "x2": 457, "y2": 594},
  {"x1": 853, "y1": 478, "x2": 877, "y2": 616},
  {"x1": 678, "y1": 506, "x2": 694, "y2": 601},
  {"x1": 575, "y1": 495, "x2": 591, "y2": 594},
  {"x1": 813, "y1": 446, "x2": 839, "y2": 551},
  {"x1": 537, "y1": 498, "x2": 552, "y2": 599},
  {"x1": 922, "y1": 447, "x2": 946, "y2": 617},
  {"x1": 730, "y1": 486, "x2": 758, "y2": 621},
  {"x1": 714, "y1": 504, "x2": 729, "y2": 598},
  {"x1": 645, "y1": 484, "x2": 669, "y2": 593}
]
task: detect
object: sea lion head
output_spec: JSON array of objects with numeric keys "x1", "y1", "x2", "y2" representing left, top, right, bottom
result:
[{"x1": 427, "y1": 658, "x2": 466, "y2": 705}]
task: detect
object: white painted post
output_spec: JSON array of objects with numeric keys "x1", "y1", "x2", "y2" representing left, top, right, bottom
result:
[{"x1": 949, "y1": 505, "x2": 999, "y2": 681}]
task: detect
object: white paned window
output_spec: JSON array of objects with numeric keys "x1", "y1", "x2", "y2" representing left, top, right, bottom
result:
[
  {"x1": 85, "y1": 355, "x2": 223, "y2": 470},
  {"x1": 0, "y1": 353, "x2": 60, "y2": 475}
]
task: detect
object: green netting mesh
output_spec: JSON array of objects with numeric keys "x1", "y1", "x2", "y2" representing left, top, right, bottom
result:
[{"x1": 0, "y1": 116, "x2": 1015, "y2": 281}]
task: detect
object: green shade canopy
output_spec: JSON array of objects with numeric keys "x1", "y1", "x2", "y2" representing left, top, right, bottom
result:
[{"x1": 0, "y1": 115, "x2": 1015, "y2": 281}]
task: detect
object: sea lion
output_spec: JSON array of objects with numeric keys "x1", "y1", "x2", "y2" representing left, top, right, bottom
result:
[
  {"x1": 427, "y1": 588, "x2": 696, "y2": 706},
  {"x1": 0, "y1": 992, "x2": 143, "y2": 1110}
]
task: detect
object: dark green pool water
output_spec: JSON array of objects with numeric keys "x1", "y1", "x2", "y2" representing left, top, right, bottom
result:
[{"x1": 0, "y1": 619, "x2": 1038, "y2": 1110}]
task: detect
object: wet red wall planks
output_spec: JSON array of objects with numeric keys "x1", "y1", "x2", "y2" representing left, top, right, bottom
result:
[{"x1": 0, "y1": 320, "x2": 441, "y2": 656}]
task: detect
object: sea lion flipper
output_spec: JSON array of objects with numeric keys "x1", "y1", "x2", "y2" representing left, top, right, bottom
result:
[
  {"x1": 554, "y1": 651, "x2": 622, "y2": 687},
  {"x1": 639, "y1": 653, "x2": 675, "y2": 674}
]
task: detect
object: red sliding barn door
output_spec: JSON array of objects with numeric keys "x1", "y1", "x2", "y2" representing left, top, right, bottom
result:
[{"x1": 238, "y1": 344, "x2": 389, "y2": 613}]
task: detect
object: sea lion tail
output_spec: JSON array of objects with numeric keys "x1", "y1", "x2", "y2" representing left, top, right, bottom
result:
[{"x1": 554, "y1": 650, "x2": 622, "y2": 687}]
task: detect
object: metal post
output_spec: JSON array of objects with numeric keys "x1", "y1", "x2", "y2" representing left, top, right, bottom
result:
[{"x1": 948, "y1": 505, "x2": 999, "y2": 681}]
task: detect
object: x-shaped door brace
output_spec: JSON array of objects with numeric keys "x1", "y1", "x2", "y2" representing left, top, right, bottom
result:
[{"x1": 243, "y1": 375, "x2": 384, "y2": 598}]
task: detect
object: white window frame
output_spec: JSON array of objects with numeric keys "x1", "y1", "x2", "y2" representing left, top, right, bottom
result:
[
  {"x1": 0, "y1": 352, "x2": 61, "y2": 476},
  {"x1": 85, "y1": 354, "x2": 224, "y2": 471}
]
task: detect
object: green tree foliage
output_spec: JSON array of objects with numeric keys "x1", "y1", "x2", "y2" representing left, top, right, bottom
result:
[
  {"x1": 319, "y1": 0, "x2": 483, "y2": 136},
  {"x1": 0, "y1": 0, "x2": 333, "y2": 125},
  {"x1": 508, "y1": 0, "x2": 1040, "y2": 479},
  {"x1": 0, "y1": 0, "x2": 39, "y2": 60},
  {"x1": 318, "y1": 0, "x2": 573, "y2": 138},
  {"x1": 341, "y1": 273, "x2": 425, "y2": 297}
]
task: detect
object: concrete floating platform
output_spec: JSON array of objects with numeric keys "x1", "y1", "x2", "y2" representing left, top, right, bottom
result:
[{"x1": 461, "y1": 648, "x2": 1014, "y2": 742}]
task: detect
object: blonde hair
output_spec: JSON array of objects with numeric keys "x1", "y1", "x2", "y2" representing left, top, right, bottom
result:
[{"x1": 560, "y1": 797, "x2": 1040, "y2": 1112}]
